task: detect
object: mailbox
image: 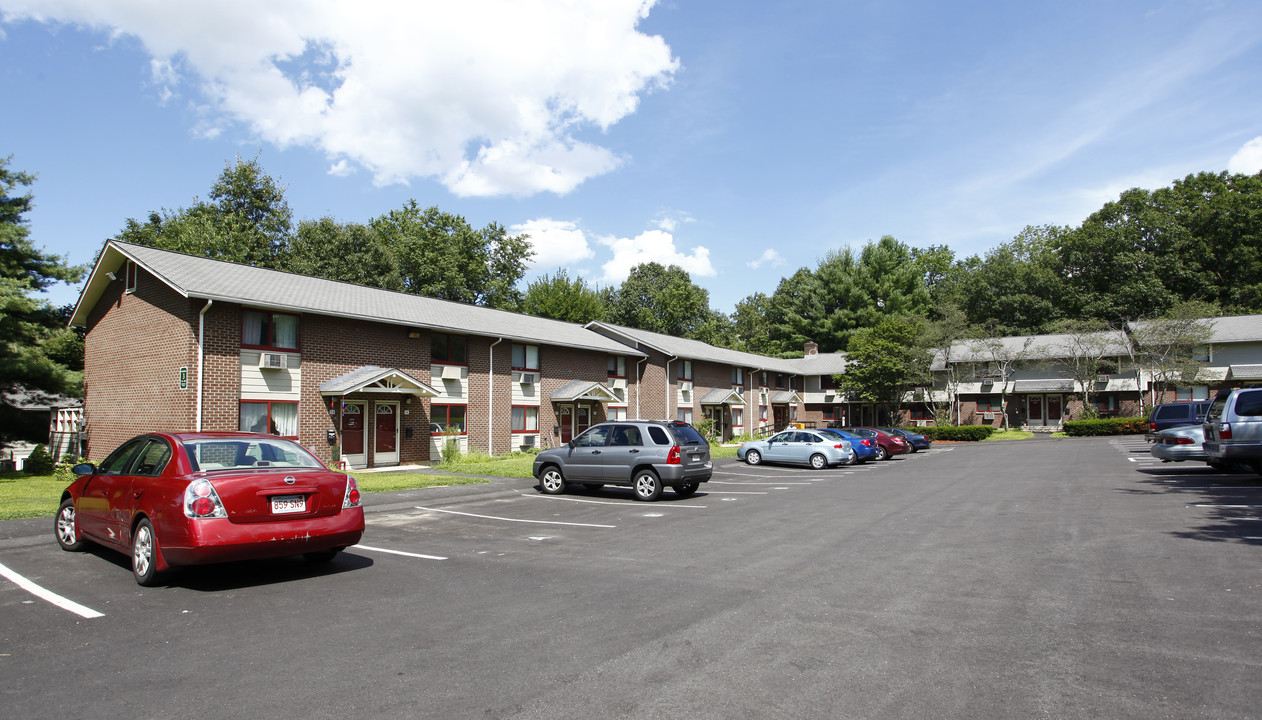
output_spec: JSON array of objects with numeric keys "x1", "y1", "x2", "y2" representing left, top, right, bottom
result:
[{"x1": 326, "y1": 429, "x2": 337, "y2": 443}]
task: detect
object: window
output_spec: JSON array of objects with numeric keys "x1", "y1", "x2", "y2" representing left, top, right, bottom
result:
[
  {"x1": 909, "y1": 406, "x2": 930, "y2": 420},
  {"x1": 732, "y1": 407, "x2": 744, "y2": 427},
  {"x1": 677, "y1": 407, "x2": 693, "y2": 423},
  {"x1": 1092, "y1": 395, "x2": 1118, "y2": 411},
  {"x1": 609, "y1": 406, "x2": 628, "y2": 421},
  {"x1": 99, "y1": 439, "x2": 145, "y2": 475},
  {"x1": 760, "y1": 372, "x2": 768, "y2": 387},
  {"x1": 608, "y1": 425, "x2": 644, "y2": 447},
  {"x1": 575, "y1": 426, "x2": 610, "y2": 447},
  {"x1": 1175, "y1": 386, "x2": 1209, "y2": 401},
  {"x1": 511, "y1": 406, "x2": 538, "y2": 433},
  {"x1": 822, "y1": 406, "x2": 835, "y2": 421},
  {"x1": 608, "y1": 356, "x2": 626, "y2": 378},
  {"x1": 678, "y1": 360, "x2": 693, "y2": 381},
  {"x1": 732, "y1": 367, "x2": 744, "y2": 385},
  {"x1": 759, "y1": 404, "x2": 768, "y2": 422},
  {"x1": 131, "y1": 439, "x2": 172, "y2": 476},
  {"x1": 775, "y1": 374, "x2": 786, "y2": 389},
  {"x1": 431, "y1": 333, "x2": 467, "y2": 364},
  {"x1": 512, "y1": 343, "x2": 539, "y2": 370},
  {"x1": 125, "y1": 260, "x2": 138, "y2": 293},
  {"x1": 431, "y1": 404, "x2": 467, "y2": 434},
  {"x1": 1235, "y1": 390, "x2": 1262, "y2": 416},
  {"x1": 789, "y1": 405, "x2": 798, "y2": 421},
  {"x1": 977, "y1": 397, "x2": 1002, "y2": 412},
  {"x1": 241, "y1": 310, "x2": 299, "y2": 350},
  {"x1": 240, "y1": 401, "x2": 298, "y2": 438},
  {"x1": 1194, "y1": 345, "x2": 1211, "y2": 363},
  {"x1": 820, "y1": 374, "x2": 839, "y2": 390}
]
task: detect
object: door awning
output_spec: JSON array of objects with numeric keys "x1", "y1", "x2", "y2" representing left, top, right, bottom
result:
[
  {"x1": 699, "y1": 387, "x2": 746, "y2": 405},
  {"x1": 319, "y1": 366, "x2": 439, "y2": 397},
  {"x1": 769, "y1": 390, "x2": 803, "y2": 404},
  {"x1": 1229, "y1": 364, "x2": 1262, "y2": 380},
  {"x1": 1012, "y1": 379, "x2": 1074, "y2": 393},
  {"x1": 549, "y1": 380, "x2": 621, "y2": 403}
]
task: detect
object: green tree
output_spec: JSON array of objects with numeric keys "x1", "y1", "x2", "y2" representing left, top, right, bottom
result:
[
  {"x1": 962, "y1": 225, "x2": 1068, "y2": 334},
  {"x1": 114, "y1": 154, "x2": 293, "y2": 267},
  {"x1": 285, "y1": 218, "x2": 392, "y2": 287},
  {"x1": 840, "y1": 316, "x2": 929, "y2": 425},
  {"x1": 606, "y1": 263, "x2": 715, "y2": 338},
  {"x1": 520, "y1": 269, "x2": 607, "y2": 323},
  {"x1": 0, "y1": 156, "x2": 86, "y2": 440},
  {"x1": 732, "y1": 292, "x2": 774, "y2": 354}
]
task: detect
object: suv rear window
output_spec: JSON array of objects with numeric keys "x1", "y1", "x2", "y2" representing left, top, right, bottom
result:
[
  {"x1": 1154, "y1": 405, "x2": 1190, "y2": 420},
  {"x1": 671, "y1": 424, "x2": 707, "y2": 446},
  {"x1": 1234, "y1": 390, "x2": 1262, "y2": 417},
  {"x1": 647, "y1": 426, "x2": 670, "y2": 445}
]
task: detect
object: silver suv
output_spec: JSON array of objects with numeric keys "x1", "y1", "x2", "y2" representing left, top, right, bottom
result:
[
  {"x1": 1202, "y1": 388, "x2": 1262, "y2": 474},
  {"x1": 532, "y1": 420, "x2": 712, "y2": 501}
]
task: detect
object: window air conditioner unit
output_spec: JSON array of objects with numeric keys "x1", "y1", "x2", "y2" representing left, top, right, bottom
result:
[
  {"x1": 259, "y1": 352, "x2": 287, "y2": 370},
  {"x1": 678, "y1": 380, "x2": 693, "y2": 392},
  {"x1": 1095, "y1": 374, "x2": 1110, "y2": 383},
  {"x1": 521, "y1": 435, "x2": 536, "y2": 448},
  {"x1": 610, "y1": 377, "x2": 627, "y2": 390},
  {"x1": 441, "y1": 365, "x2": 463, "y2": 380},
  {"x1": 914, "y1": 420, "x2": 929, "y2": 427},
  {"x1": 516, "y1": 372, "x2": 539, "y2": 385},
  {"x1": 982, "y1": 411, "x2": 996, "y2": 420}
]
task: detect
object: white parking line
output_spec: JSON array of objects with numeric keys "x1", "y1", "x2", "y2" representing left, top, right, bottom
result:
[
  {"x1": 0, "y1": 560, "x2": 103, "y2": 619},
  {"x1": 353, "y1": 544, "x2": 447, "y2": 560},
  {"x1": 1193, "y1": 504, "x2": 1262, "y2": 509},
  {"x1": 708, "y1": 480, "x2": 812, "y2": 486},
  {"x1": 705, "y1": 490, "x2": 767, "y2": 495},
  {"x1": 518, "y1": 493, "x2": 707, "y2": 509},
  {"x1": 415, "y1": 506, "x2": 615, "y2": 528}
]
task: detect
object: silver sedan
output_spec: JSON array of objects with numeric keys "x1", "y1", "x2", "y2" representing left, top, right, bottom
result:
[
  {"x1": 1150, "y1": 424, "x2": 1208, "y2": 463},
  {"x1": 737, "y1": 430, "x2": 855, "y2": 469}
]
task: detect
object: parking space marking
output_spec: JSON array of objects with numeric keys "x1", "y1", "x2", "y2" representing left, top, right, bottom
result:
[
  {"x1": 705, "y1": 490, "x2": 767, "y2": 495},
  {"x1": 415, "y1": 506, "x2": 616, "y2": 528},
  {"x1": 1193, "y1": 504, "x2": 1262, "y2": 509},
  {"x1": 0, "y1": 560, "x2": 103, "y2": 619},
  {"x1": 708, "y1": 480, "x2": 812, "y2": 486},
  {"x1": 518, "y1": 493, "x2": 707, "y2": 509},
  {"x1": 353, "y1": 544, "x2": 447, "y2": 561}
]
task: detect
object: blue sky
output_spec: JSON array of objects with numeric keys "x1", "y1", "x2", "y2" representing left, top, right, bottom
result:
[{"x1": 3, "y1": 0, "x2": 1262, "y2": 316}]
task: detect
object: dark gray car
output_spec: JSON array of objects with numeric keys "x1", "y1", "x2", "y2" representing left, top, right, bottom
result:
[
  {"x1": 1203, "y1": 388, "x2": 1262, "y2": 474},
  {"x1": 532, "y1": 420, "x2": 712, "y2": 501}
]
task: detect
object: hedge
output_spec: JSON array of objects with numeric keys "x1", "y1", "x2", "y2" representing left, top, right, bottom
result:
[
  {"x1": 902, "y1": 425, "x2": 995, "y2": 441},
  {"x1": 1061, "y1": 417, "x2": 1147, "y2": 436}
]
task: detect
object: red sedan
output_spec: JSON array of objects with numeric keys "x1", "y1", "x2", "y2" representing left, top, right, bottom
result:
[
  {"x1": 839, "y1": 427, "x2": 910, "y2": 461},
  {"x1": 55, "y1": 432, "x2": 365, "y2": 586}
]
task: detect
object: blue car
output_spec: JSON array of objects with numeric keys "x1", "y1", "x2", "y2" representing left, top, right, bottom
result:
[
  {"x1": 878, "y1": 427, "x2": 932, "y2": 452},
  {"x1": 818, "y1": 428, "x2": 879, "y2": 463}
]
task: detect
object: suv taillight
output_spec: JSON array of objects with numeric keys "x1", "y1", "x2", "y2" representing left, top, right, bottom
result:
[
  {"x1": 1218, "y1": 423, "x2": 1232, "y2": 440},
  {"x1": 666, "y1": 446, "x2": 681, "y2": 465},
  {"x1": 1149, "y1": 422, "x2": 1157, "y2": 431}
]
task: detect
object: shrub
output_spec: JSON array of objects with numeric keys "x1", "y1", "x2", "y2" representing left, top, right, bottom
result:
[
  {"x1": 53, "y1": 456, "x2": 82, "y2": 484},
  {"x1": 24, "y1": 445, "x2": 54, "y2": 475},
  {"x1": 1061, "y1": 417, "x2": 1147, "y2": 436},
  {"x1": 909, "y1": 425, "x2": 995, "y2": 441}
]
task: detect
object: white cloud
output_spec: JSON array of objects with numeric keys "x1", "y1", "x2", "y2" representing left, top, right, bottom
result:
[
  {"x1": 747, "y1": 248, "x2": 784, "y2": 270},
  {"x1": 1228, "y1": 136, "x2": 1262, "y2": 174},
  {"x1": 2, "y1": 0, "x2": 678, "y2": 196},
  {"x1": 511, "y1": 218, "x2": 595, "y2": 270},
  {"x1": 597, "y1": 229, "x2": 715, "y2": 283}
]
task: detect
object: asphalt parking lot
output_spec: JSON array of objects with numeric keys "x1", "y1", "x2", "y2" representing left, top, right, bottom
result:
[{"x1": 2, "y1": 436, "x2": 1260, "y2": 719}]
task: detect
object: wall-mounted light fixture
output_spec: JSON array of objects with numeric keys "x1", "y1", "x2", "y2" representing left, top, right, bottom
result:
[
  {"x1": 407, "y1": 328, "x2": 421, "y2": 339},
  {"x1": 105, "y1": 272, "x2": 117, "y2": 281}
]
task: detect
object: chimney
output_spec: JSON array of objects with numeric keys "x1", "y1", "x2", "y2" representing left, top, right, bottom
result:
[{"x1": 804, "y1": 341, "x2": 819, "y2": 357}]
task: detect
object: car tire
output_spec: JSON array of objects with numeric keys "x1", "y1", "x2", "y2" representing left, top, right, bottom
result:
[
  {"x1": 581, "y1": 483, "x2": 604, "y2": 492},
  {"x1": 873, "y1": 446, "x2": 888, "y2": 461},
  {"x1": 745, "y1": 450, "x2": 762, "y2": 466},
  {"x1": 539, "y1": 466, "x2": 567, "y2": 495},
  {"x1": 304, "y1": 549, "x2": 340, "y2": 563},
  {"x1": 132, "y1": 518, "x2": 161, "y2": 587},
  {"x1": 845, "y1": 453, "x2": 860, "y2": 466},
  {"x1": 675, "y1": 481, "x2": 699, "y2": 498},
  {"x1": 632, "y1": 469, "x2": 663, "y2": 501},
  {"x1": 809, "y1": 453, "x2": 827, "y2": 470},
  {"x1": 54, "y1": 499, "x2": 85, "y2": 552}
]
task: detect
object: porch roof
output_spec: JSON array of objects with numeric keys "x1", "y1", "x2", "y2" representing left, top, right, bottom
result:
[
  {"x1": 319, "y1": 366, "x2": 439, "y2": 397},
  {"x1": 769, "y1": 390, "x2": 803, "y2": 404},
  {"x1": 1229, "y1": 364, "x2": 1262, "y2": 380},
  {"x1": 1012, "y1": 379, "x2": 1074, "y2": 392},
  {"x1": 549, "y1": 380, "x2": 621, "y2": 403},
  {"x1": 698, "y1": 387, "x2": 746, "y2": 405}
]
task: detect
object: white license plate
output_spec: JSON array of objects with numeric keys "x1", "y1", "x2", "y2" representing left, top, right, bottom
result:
[
  {"x1": 271, "y1": 495, "x2": 306, "y2": 514},
  {"x1": 690, "y1": 454, "x2": 700, "y2": 462}
]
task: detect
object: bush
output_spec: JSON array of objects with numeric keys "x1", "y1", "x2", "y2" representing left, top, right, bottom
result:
[
  {"x1": 1061, "y1": 417, "x2": 1147, "y2": 436},
  {"x1": 909, "y1": 425, "x2": 995, "y2": 441},
  {"x1": 24, "y1": 445, "x2": 54, "y2": 475},
  {"x1": 53, "y1": 456, "x2": 82, "y2": 484}
]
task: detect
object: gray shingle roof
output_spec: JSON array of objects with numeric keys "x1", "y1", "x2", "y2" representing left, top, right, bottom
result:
[
  {"x1": 549, "y1": 380, "x2": 620, "y2": 402},
  {"x1": 74, "y1": 242, "x2": 645, "y2": 357},
  {"x1": 698, "y1": 387, "x2": 745, "y2": 405},
  {"x1": 1127, "y1": 314, "x2": 1262, "y2": 344},
  {"x1": 939, "y1": 330, "x2": 1132, "y2": 366},
  {"x1": 319, "y1": 366, "x2": 438, "y2": 396}
]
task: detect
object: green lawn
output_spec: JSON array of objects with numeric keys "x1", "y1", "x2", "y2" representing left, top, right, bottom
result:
[{"x1": 982, "y1": 429, "x2": 1035, "y2": 441}]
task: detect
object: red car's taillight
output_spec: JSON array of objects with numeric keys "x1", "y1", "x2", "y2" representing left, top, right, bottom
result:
[
  {"x1": 666, "y1": 446, "x2": 681, "y2": 465},
  {"x1": 183, "y1": 480, "x2": 227, "y2": 519},
  {"x1": 343, "y1": 476, "x2": 362, "y2": 508}
]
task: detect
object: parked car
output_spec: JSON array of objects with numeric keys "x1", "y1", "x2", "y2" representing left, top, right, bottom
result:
[
  {"x1": 838, "y1": 427, "x2": 910, "y2": 461},
  {"x1": 1145, "y1": 400, "x2": 1212, "y2": 441},
  {"x1": 532, "y1": 420, "x2": 712, "y2": 501},
  {"x1": 817, "y1": 428, "x2": 880, "y2": 463},
  {"x1": 55, "y1": 432, "x2": 365, "y2": 586},
  {"x1": 879, "y1": 427, "x2": 932, "y2": 452},
  {"x1": 737, "y1": 430, "x2": 856, "y2": 468},
  {"x1": 1203, "y1": 388, "x2": 1262, "y2": 474},
  {"x1": 1150, "y1": 424, "x2": 1210, "y2": 464}
]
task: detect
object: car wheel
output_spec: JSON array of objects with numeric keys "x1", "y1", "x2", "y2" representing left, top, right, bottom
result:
[
  {"x1": 908, "y1": 445, "x2": 918, "y2": 453},
  {"x1": 54, "y1": 499, "x2": 85, "y2": 552},
  {"x1": 633, "y1": 469, "x2": 663, "y2": 501},
  {"x1": 809, "y1": 453, "x2": 827, "y2": 470},
  {"x1": 745, "y1": 450, "x2": 762, "y2": 466},
  {"x1": 873, "y1": 446, "x2": 888, "y2": 461},
  {"x1": 539, "y1": 466, "x2": 567, "y2": 495},
  {"x1": 675, "y1": 481, "x2": 699, "y2": 498},
  {"x1": 304, "y1": 549, "x2": 340, "y2": 563},
  {"x1": 132, "y1": 518, "x2": 161, "y2": 587},
  {"x1": 581, "y1": 483, "x2": 605, "y2": 492},
  {"x1": 845, "y1": 453, "x2": 860, "y2": 466}
]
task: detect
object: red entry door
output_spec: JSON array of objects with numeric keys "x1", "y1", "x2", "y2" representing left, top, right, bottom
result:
[
  {"x1": 342, "y1": 404, "x2": 364, "y2": 455},
  {"x1": 559, "y1": 406, "x2": 573, "y2": 444}
]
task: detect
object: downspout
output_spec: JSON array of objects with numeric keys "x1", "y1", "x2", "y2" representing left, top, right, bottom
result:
[
  {"x1": 665, "y1": 355, "x2": 678, "y2": 421},
  {"x1": 635, "y1": 356, "x2": 647, "y2": 419},
  {"x1": 489, "y1": 338, "x2": 503, "y2": 455},
  {"x1": 196, "y1": 300, "x2": 213, "y2": 431}
]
